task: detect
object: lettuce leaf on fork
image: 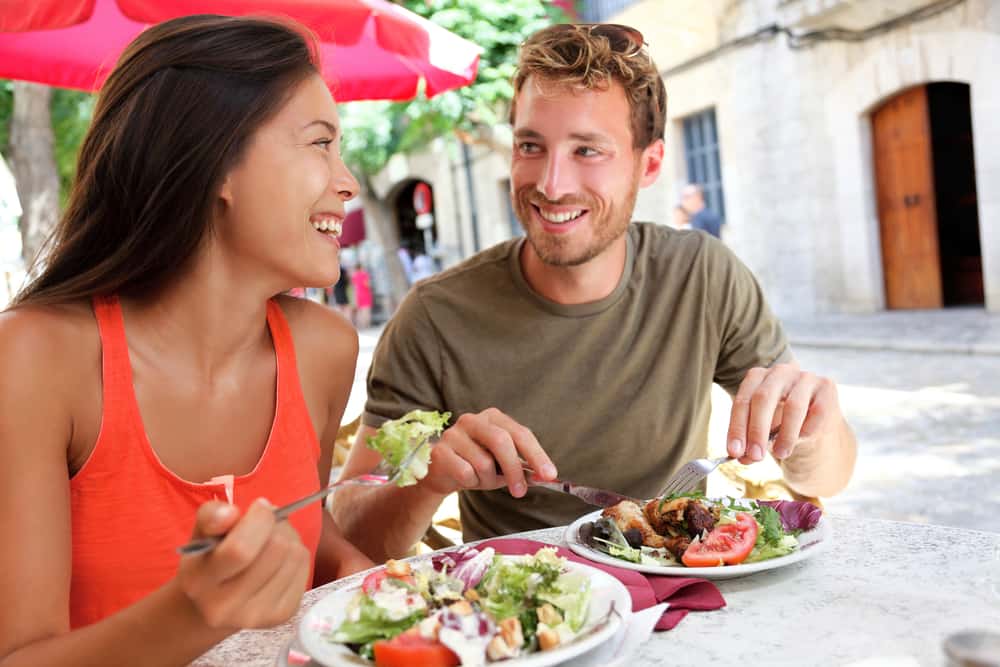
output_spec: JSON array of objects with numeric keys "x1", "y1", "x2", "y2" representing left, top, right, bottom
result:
[{"x1": 365, "y1": 409, "x2": 450, "y2": 486}]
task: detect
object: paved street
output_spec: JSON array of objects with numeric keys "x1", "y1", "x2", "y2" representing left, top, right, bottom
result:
[{"x1": 347, "y1": 313, "x2": 1000, "y2": 535}]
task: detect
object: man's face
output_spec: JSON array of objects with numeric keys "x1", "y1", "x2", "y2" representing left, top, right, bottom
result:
[{"x1": 510, "y1": 76, "x2": 662, "y2": 267}]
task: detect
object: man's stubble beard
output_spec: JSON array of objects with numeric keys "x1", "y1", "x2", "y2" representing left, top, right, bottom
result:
[{"x1": 513, "y1": 175, "x2": 640, "y2": 268}]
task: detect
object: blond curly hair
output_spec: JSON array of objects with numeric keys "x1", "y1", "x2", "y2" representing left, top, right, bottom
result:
[{"x1": 510, "y1": 23, "x2": 667, "y2": 149}]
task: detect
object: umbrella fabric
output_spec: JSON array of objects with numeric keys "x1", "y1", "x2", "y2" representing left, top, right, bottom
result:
[
  {"x1": 0, "y1": 0, "x2": 94, "y2": 32},
  {"x1": 0, "y1": 0, "x2": 479, "y2": 101},
  {"x1": 339, "y1": 209, "x2": 366, "y2": 247}
]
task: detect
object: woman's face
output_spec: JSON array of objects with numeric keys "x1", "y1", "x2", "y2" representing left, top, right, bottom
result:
[{"x1": 217, "y1": 74, "x2": 359, "y2": 289}]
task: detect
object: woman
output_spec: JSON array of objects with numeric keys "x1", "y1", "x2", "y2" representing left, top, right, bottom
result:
[
  {"x1": 349, "y1": 263, "x2": 372, "y2": 328},
  {"x1": 0, "y1": 15, "x2": 373, "y2": 665}
]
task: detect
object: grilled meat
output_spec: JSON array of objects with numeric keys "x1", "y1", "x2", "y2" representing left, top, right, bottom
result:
[
  {"x1": 684, "y1": 500, "x2": 716, "y2": 536},
  {"x1": 601, "y1": 500, "x2": 668, "y2": 548},
  {"x1": 644, "y1": 497, "x2": 720, "y2": 538}
]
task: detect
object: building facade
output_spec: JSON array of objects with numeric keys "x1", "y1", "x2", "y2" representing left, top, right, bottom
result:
[{"x1": 621, "y1": 0, "x2": 999, "y2": 315}]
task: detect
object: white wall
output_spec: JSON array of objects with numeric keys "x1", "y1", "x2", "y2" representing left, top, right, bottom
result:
[{"x1": 651, "y1": 0, "x2": 1000, "y2": 315}]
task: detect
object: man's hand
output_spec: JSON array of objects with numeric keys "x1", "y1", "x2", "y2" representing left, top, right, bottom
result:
[
  {"x1": 419, "y1": 408, "x2": 558, "y2": 497},
  {"x1": 726, "y1": 362, "x2": 845, "y2": 465}
]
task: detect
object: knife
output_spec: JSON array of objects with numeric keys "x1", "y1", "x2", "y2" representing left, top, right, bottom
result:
[{"x1": 525, "y1": 473, "x2": 641, "y2": 509}]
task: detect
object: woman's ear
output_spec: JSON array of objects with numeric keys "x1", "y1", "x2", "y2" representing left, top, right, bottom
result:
[{"x1": 218, "y1": 173, "x2": 234, "y2": 209}]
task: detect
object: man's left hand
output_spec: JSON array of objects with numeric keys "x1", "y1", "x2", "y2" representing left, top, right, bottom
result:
[{"x1": 726, "y1": 362, "x2": 843, "y2": 464}]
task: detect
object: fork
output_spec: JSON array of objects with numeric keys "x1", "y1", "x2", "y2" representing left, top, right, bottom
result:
[
  {"x1": 176, "y1": 439, "x2": 431, "y2": 556},
  {"x1": 656, "y1": 427, "x2": 781, "y2": 498}
]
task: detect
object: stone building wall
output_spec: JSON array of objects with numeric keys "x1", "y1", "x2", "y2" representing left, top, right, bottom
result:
[{"x1": 636, "y1": 0, "x2": 1000, "y2": 315}]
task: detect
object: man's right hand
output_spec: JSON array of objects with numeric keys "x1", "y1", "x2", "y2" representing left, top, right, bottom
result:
[
  {"x1": 176, "y1": 499, "x2": 311, "y2": 630},
  {"x1": 418, "y1": 408, "x2": 558, "y2": 497}
]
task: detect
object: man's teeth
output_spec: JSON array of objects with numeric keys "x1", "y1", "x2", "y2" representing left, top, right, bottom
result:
[
  {"x1": 539, "y1": 209, "x2": 584, "y2": 223},
  {"x1": 310, "y1": 218, "x2": 342, "y2": 235}
]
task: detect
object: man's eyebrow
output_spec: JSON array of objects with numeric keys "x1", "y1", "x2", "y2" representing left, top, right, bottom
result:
[
  {"x1": 513, "y1": 128, "x2": 611, "y2": 144},
  {"x1": 513, "y1": 128, "x2": 543, "y2": 140},
  {"x1": 304, "y1": 120, "x2": 339, "y2": 136},
  {"x1": 567, "y1": 131, "x2": 611, "y2": 143}
]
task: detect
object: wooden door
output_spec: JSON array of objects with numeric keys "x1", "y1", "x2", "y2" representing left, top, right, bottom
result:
[{"x1": 872, "y1": 85, "x2": 943, "y2": 309}]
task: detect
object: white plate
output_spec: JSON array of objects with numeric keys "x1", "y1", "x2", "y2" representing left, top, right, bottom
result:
[
  {"x1": 565, "y1": 507, "x2": 831, "y2": 580},
  {"x1": 298, "y1": 557, "x2": 632, "y2": 667}
]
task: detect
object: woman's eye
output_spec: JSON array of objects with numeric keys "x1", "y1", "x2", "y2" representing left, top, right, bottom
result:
[{"x1": 313, "y1": 138, "x2": 334, "y2": 150}]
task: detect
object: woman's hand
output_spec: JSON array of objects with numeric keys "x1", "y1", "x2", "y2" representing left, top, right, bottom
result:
[{"x1": 177, "y1": 499, "x2": 311, "y2": 630}]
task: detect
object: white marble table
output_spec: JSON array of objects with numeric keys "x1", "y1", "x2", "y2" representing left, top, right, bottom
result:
[{"x1": 193, "y1": 516, "x2": 1000, "y2": 666}]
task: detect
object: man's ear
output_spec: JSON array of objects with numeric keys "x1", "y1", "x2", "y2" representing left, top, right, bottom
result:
[{"x1": 639, "y1": 139, "x2": 665, "y2": 188}]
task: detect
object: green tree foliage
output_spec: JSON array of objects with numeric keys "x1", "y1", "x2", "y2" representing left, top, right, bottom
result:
[
  {"x1": 0, "y1": 81, "x2": 94, "y2": 206},
  {"x1": 50, "y1": 89, "x2": 95, "y2": 206},
  {"x1": 340, "y1": 0, "x2": 567, "y2": 176}
]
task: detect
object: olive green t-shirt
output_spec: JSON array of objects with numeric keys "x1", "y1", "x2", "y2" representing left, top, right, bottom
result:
[{"x1": 363, "y1": 223, "x2": 790, "y2": 541}]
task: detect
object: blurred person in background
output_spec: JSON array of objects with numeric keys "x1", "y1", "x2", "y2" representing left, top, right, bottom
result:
[
  {"x1": 0, "y1": 16, "x2": 373, "y2": 666},
  {"x1": 350, "y1": 263, "x2": 373, "y2": 328},
  {"x1": 671, "y1": 202, "x2": 690, "y2": 230},
  {"x1": 681, "y1": 183, "x2": 723, "y2": 239}
]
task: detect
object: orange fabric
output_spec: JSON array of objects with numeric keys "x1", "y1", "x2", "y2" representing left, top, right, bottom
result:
[{"x1": 69, "y1": 297, "x2": 323, "y2": 628}]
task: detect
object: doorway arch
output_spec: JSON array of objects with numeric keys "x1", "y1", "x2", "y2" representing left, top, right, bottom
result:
[
  {"x1": 824, "y1": 29, "x2": 1000, "y2": 313},
  {"x1": 871, "y1": 82, "x2": 983, "y2": 309}
]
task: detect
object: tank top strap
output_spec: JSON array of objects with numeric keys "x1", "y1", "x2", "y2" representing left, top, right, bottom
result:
[
  {"x1": 92, "y1": 295, "x2": 137, "y2": 409},
  {"x1": 265, "y1": 299, "x2": 321, "y2": 459}
]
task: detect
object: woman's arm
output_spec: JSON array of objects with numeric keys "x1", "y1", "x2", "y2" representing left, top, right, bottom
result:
[{"x1": 282, "y1": 297, "x2": 374, "y2": 586}]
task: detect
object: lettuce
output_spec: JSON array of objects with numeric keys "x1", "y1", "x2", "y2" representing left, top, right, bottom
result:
[
  {"x1": 366, "y1": 409, "x2": 450, "y2": 486},
  {"x1": 329, "y1": 593, "x2": 423, "y2": 644}
]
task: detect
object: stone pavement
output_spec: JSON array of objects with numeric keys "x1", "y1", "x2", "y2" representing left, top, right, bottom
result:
[{"x1": 781, "y1": 306, "x2": 1000, "y2": 356}]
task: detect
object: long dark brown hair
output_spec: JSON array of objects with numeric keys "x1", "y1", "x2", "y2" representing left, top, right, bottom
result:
[{"x1": 11, "y1": 14, "x2": 319, "y2": 308}]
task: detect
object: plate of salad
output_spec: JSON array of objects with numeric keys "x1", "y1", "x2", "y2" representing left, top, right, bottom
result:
[
  {"x1": 299, "y1": 546, "x2": 630, "y2": 667},
  {"x1": 565, "y1": 494, "x2": 830, "y2": 580}
]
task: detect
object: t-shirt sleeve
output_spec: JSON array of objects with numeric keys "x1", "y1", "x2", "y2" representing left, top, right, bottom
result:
[
  {"x1": 362, "y1": 287, "x2": 446, "y2": 428},
  {"x1": 706, "y1": 239, "x2": 792, "y2": 395}
]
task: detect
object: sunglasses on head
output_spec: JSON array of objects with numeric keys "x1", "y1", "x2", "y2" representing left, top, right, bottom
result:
[{"x1": 551, "y1": 23, "x2": 646, "y2": 57}]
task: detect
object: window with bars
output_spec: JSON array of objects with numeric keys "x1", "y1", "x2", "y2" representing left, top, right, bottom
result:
[
  {"x1": 578, "y1": 0, "x2": 643, "y2": 22},
  {"x1": 682, "y1": 109, "x2": 725, "y2": 221}
]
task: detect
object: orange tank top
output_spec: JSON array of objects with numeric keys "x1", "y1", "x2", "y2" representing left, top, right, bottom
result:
[{"x1": 69, "y1": 296, "x2": 323, "y2": 628}]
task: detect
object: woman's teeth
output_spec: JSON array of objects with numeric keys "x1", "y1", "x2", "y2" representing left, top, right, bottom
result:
[
  {"x1": 538, "y1": 209, "x2": 584, "y2": 223},
  {"x1": 310, "y1": 217, "x2": 342, "y2": 235}
]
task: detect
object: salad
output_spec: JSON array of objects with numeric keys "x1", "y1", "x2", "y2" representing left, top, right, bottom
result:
[
  {"x1": 326, "y1": 547, "x2": 592, "y2": 666},
  {"x1": 580, "y1": 493, "x2": 822, "y2": 568},
  {"x1": 366, "y1": 409, "x2": 450, "y2": 486}
]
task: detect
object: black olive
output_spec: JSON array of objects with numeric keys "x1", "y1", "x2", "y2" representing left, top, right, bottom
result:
[
  {"x1": 578, "y1": 522, "x2": 594, "y2": 546},
  {"x1": 623, "y1": 528, "x2": 643, "y2": 548},
  {"x1": 592, "y1": 519, "x2": 613, "y2": 542}
]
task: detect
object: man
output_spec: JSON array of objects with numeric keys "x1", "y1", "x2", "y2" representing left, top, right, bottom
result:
[
  {"x1": 681, "y1": 183, "x2": 723, "y2": 238},
  {"x1": 334, "y1": 23, "x2": 856, "y2": 561}
]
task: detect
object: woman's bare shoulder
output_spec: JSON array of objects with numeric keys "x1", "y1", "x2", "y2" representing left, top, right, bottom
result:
[
  {"x1": 273, "y1": 295, "x2": 358, "y2": 349},
  {"x1": 0, "y1": 301, "x2": 100, "y2": 378}
]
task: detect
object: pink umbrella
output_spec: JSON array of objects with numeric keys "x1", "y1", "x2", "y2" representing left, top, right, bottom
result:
[{"x1": 0, "y1": 0, "x2": 480, "y2": 101}]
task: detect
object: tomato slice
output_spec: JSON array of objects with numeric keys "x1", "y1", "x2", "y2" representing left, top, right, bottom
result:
[
  {"x1": 361, "y1": 568, "x2": 415, "y2": 595},
  {"x1": 682, "y1": 511, "x2": 759, "y2": 567},
  {"x1": 373, "y1": 629, "x2": 459, "y2": 667}
]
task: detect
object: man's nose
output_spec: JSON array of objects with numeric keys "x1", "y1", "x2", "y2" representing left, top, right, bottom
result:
[{"x1": 537, "y1": 153, "x2": 573, "y2": 201}]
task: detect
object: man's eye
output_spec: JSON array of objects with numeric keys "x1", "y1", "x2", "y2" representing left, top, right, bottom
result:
[
  {"x1": 518, "y1": 142, "x2": 540, "y2": 154},
  {"x1": 577, "y1": 146, "x2": 599, "y2": 157}
]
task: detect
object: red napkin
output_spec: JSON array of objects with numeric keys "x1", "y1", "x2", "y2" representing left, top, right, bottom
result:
[{"x1": 477, "y1": 538, "x2": 725, "y2": 631}]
